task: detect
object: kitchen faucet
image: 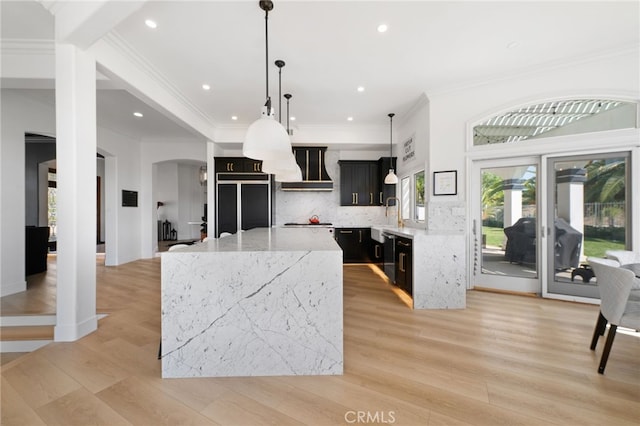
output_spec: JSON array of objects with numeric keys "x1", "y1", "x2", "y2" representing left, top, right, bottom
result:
[{"x1": 385, "y1": 197, "x2": 403, "y2": 227}]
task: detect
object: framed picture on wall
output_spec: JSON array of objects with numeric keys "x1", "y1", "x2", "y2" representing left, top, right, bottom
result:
[{"x1": 433, "y1": 170, "x2": 457, "y2": 196}]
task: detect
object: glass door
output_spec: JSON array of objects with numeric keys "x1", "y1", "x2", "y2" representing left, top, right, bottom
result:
[
  {"x1": 471, "y1": 158, "x2": 540, "y2": 293},
  {"x1": 545, "y1": 152, "x2": 631, "y2": 299}
]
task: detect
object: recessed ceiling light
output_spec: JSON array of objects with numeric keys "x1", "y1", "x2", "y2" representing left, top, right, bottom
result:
[
  {"x1": 133, "y1": 112, "x2": 143, "y2": 118},
  {"x1": 377, "y1": 24, "x2": 388, "y2": 33},
  {"x1": 290, "y1": 117, "x2": 296, "y2": 121},
  {"x1": 202, "y1": 84, "x2": 211, "y2": 91},
  {"x1": 145, "y1": 19, "x2": 157, "y2": 29},
  {"x1": 347, "y1": 117, "x2": 353, "y2": 121},
  {"x1": 231, "y1": 116, "x2": 238, "y2": 121},
  {"x1": 357, "y1": 86, "x2": 365, "y2": 92}
]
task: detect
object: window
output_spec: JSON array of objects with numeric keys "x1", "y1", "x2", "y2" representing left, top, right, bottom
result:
[
  {"x1": 414, "y1": 171, "x2": 425, "y2": 221},
  {"x1": 401, "y1": 176, "x2": 411, "y2": 220}
]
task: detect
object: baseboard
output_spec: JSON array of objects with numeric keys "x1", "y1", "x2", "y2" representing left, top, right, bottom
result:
[
  {"x1": 0, "y1": 280, "x2": 27, "y2": 297},
  {"x1": 0, "y1": 315, "x2": 56, "y2": 327},
  {"x1": 0, "y1": 340, "x2": 52, "y2": 353},
  {"x1": 54, "y1": 315, "x2": 98, "y2": 342}
]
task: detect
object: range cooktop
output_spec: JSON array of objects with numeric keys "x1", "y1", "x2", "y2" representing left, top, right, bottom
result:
[{"x1": 284, "y1": 222, "x2": 333, "y2": 226}]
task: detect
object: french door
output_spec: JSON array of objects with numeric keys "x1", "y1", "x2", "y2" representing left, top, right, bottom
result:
[
  {"x1": 471, "y1": 157, "x2": 541, "y2": 294},
  {"x1": 544, "y1": 151, "x2": 632, "y2": 300}
]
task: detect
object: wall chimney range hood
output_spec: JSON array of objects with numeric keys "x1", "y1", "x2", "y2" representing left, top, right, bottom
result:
[{"x1": 281, "y1": 146, "x2": 333, "y2": 191}]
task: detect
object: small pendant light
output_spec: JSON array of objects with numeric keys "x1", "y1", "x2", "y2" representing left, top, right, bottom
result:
[
  {"x1": 274, "y1": 92, "x2": 302, "y2": 182},
  {"x1": 384, "y1": 113, "x2": 398, "y2": 184}
]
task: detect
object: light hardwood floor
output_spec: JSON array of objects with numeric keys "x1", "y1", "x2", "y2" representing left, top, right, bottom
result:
[{"x1": 1, "y1": 258, "x2": 639, "y2": 425}]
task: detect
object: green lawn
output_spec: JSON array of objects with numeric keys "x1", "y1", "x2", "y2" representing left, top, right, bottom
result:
[{"x1": 482, "y1": 226, "x2": 625, "y2": 258}]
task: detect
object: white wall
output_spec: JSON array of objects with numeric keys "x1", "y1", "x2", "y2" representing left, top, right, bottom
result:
[
  {"x1": 0, "y1": 89, "x2": 56, "y2": 296},
  {"x1": 97, "y1": 126, "x2": 142, "y2": 266}
]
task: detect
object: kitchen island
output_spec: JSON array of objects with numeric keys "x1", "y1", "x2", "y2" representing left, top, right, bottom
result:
[
  {"x1": 161, "y1": 227, "x2": 343, "y2": 378},
  {"x1": 371, "y1": 226, "x2": 466, "y2": 310}
]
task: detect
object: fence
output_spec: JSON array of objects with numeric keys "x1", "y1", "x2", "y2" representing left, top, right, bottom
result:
[{"x1": 483, "y1": 202, "x2": 626, "y2": 228}]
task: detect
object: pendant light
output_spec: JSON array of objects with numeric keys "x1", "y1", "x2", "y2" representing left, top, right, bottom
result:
[
  {"x1": 384, "y1": 113, "x2": 398, "y2": 184},
  {"x1": 243, "y1": 1, "x2": 293, "y2": 162},
  {"x1": 261, "y1": 58, "x2": 301, "y2": 181},
  {"x1": 272, "y1": 92, "x2": 302, "y2": 182}
]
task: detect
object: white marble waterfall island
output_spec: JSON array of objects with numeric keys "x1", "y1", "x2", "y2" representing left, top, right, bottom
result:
[{"x1": 161, "y1": 227, "x2": 343, "y2": 378}]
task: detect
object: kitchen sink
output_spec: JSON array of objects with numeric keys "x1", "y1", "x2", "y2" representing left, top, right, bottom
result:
[{"x1": 371, "y1": 226, "x2": 386, "y2": 244}]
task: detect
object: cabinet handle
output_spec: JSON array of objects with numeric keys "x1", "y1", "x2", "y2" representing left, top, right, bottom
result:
[
  {"x1": 352, "y1": 193, "x2": 356, "y2": 204},
  {"x1": 375, "y1": 244, "x2": 381, "y2": 258},
  {"x1": 379, "y1": 192, "x2": 383, "y2": 204},
  {"x1": 359, "y1": 230, "x2": 362, "y2": 243},
  {"x1": 340, "y1": 230, "x2": 353, "y2": 234},
  {"x1": 399, "y1": 253, "x2": 405, "y2": 272},
  {"x1": 398, "y1": 241, "x2": 411, "y2": 247},
  {"x1": 370, "y1": 193, "x2": 373, "y2": 205}
]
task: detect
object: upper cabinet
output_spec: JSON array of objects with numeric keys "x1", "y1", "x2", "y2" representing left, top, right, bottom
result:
[
  {"x1": 339, "y1": 158, "x2": 396, "y2": 206},
  {"x1": 214, "y1": 157, "x2": 263, "y2": 174}
]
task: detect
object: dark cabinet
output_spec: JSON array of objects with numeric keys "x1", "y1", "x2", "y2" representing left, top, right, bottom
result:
[
  {"x1": 339, "y1": 161, "x2": 379, "y2": 206},
  {"x1": 215, "y1": 156, "x2": 271, "y2": 237},
  {"x1": 370, "y1": 239, "x2": 384, "y2": 273},
  {"x1": 378, "y1": 157, "x2": 397, "y2": 206},
  {"x1": 215, "y1": 157, "x2": 263, "y2": 173},
  {"x1": 335, "y1": 228, "x2": 371, "y2": 263},
  {"x1": 339, "y1": 159, "x2": 396, "y2": 206},
  {"x1": 395, "y1": 237, "x2": 413, "y2": 296},
  {"x1": 216, "y1": 182, "x2": 270, "y2": 236}
]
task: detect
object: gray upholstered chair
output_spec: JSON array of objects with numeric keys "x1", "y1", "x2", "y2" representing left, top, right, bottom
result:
[
  {"x1": 605, "y1": 249, "x2": 640, "y2": 266},
  {"x1": 588, "y1": 258, "x2": 640, "y2": 374}
]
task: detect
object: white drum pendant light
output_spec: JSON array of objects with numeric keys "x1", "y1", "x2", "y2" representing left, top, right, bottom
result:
[
  {"x1": 384, "y1": 113, "x2": 398, "y2": 184},
  {"x1": 243, "y1": 1, "x2": 293, "y2": 161}
]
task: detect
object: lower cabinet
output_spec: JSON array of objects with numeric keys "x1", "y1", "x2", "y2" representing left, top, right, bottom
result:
[
  {"x1": 370, "y1": 240, "x2": 384, "y2": 273},
  {"x1": 335, "y1": 228, "x2": 371, "y2": 263},
  {"x1": 395, "y1": 237, "x2": 413, "y2": 296}
]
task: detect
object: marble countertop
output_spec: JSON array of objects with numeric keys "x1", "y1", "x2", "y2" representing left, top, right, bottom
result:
[
  {"x1": 169, "y1": 227, "x2": 340, "y2": 253},
  {"x1": 370, "y1": 225, "x2": 464, "y2": 240}
]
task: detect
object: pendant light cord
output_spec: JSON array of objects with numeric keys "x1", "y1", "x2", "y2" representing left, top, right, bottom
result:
[
  {"x1": 389, "y1": 113, "x2": 395, "y2": 169},
  {"x1": 264, "y1": 8, "x2": 270, "y2": 111}
]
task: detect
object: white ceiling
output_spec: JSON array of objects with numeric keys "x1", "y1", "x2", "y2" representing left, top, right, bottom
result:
[{"x1": 2, "y1": 0, "x2": 639, "y2": 142}]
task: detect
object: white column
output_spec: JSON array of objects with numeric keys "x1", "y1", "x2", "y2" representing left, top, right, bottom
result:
[
  {"x1": 557, "y1": 168, "x2": 586, "y2": 260},
  {"x1": 503, "y1": 179, "x2": 524, "y2": 228},
  {"x1": 54, "y1": 43, "x2": 98, "y2": 341}
]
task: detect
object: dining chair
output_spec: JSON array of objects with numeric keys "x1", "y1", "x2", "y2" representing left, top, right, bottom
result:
[
  {"x1": 605, "y1": 249, "x2": 640, "y2": 266},
  {"x1": 588, "y1": 257, "x2": 640, "y2": 374}
]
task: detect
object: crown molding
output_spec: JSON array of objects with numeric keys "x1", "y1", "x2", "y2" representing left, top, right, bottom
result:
[
  {"x1": 1, "y1": 39, "x2": 55, "y2": 55},
  {"x1": 428, "y1": 43, "x2": 640, "y2": 97},
  {"x1": 100, "y1": 31, "x2": 216, "y2": 129}
]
